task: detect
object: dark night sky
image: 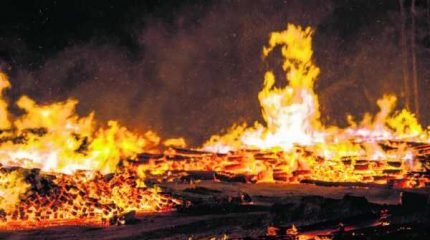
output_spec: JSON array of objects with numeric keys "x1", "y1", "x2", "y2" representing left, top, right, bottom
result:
[{"x1": 0, "y1": 0, "x2": 429, "y2": 146}]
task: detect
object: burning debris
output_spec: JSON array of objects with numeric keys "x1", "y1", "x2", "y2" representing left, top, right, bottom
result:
[
  {"x1": 132, "y1": 25, "x2": 430, "y2": 188},
  {"x1": 134, "y1": 144, "x2": 430, "y2": 187},
  {"x1": 0, "y1": 72, "x2": 181, "y2": 229},
  {"x1": 0, "y1": 23, "x2": 429, "y2": 238},
  {"x1": 0, "y1": 166, "x2": 178, "y2": 229}
]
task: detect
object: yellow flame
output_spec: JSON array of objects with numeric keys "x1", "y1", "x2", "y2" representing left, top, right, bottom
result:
[
  {"x1": 0, "y1": 72, "x2": 178, "y2": 228},
  {"x1": 205, "y1": 25, "x2": 323, "y2": 152},
  {"x1": 0, "y1": 74, "x2": 159, "y2": 175},
  {"x1": 203, "y1": 23, "x2": 427, "y2": 183},
  {"x1": 163, "y1": 137, "x2": 187, "y2": 148},
  {"x1": 0, "y1": 170, "x2": 29, "y2": 212},
  {"x1": 0, "y1": 72, "x2": 11, "y2": 129}
]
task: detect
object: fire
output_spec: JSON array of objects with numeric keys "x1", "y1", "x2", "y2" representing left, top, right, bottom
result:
[
  {"x1": 205, "y1": 25, "x2": 322, "y2": 152},
  {"x1": 119, "y1": 24, "x2": 429, "y2": 188},
  {"x1": 200, "y1": 24, "x2": 428, "y2": 185},
  {"x1": 204, "y1": 25, "x2": 426, "y2": 151},
  {"x1": 0, "y1": 22, "x2": 428, "y2": 230},
  {"x1": 0, "y1": 171, "x2": 29, "y2": 213},
  {"x1": 1, "y1": 92, "x2": 160, "y2": 174},
  {"x1": 0, "y1": 72, "x2": 178, "y2": 229}
]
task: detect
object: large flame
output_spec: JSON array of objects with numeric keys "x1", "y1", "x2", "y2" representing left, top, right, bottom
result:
[
  {"x1": 201, "y1": 24, "x2": 428, "y2": 185},
  {"x1": 0, "y1": 23, "x2": 428, "y2": 230},
  {"x1": 0, "y1": 73, "x2": 160, "y2": 174},
  {"x1": 205, "y1": 25, "x2": 322, "y2": 152},
  {"x1": 0, "y1": 72, "x2": 178, "y2": 229}
]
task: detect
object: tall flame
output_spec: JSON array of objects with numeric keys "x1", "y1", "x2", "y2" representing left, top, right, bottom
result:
[
  {"x1": 206, "y1": 24, "x2": 321, "y2": 151},
  {"x1": 204, "y1": 24, "x2": 323, "y2": 152},
  {"x1": 245, "y1": 25, "x2": 322, "y2": 150},
  {"x1": 205, "y1": 24, "x2": 426, "y2": 151},
  {"x1": 203, "y1": 23, "x2": 427, "y2": 184},
  {"x1": 0, "y1": 23, "x2": 427, "y2": 229}
]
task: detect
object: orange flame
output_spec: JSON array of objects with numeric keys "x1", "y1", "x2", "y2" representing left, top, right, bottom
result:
[
  {"x1": 0, "y1": 23, "x2": 428, "y2": 230},
  {"x1": 0, "y1": 72, "x2": 178, "y2": 229},
  {"x1": 202, "y1": 24, "x2": 428, "y2": 184}
]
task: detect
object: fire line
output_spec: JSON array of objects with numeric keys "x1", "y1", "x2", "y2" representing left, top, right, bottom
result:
[{"x1": 0, "y1": 23, "x2": 429, "y2": 230}]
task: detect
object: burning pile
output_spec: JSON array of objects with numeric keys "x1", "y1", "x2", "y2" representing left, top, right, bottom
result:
[
  {"x1": 134, "y1": 24, "x2": 429, "y2": 187},
  {"x1": 0, "y1": 73, "x2": 179, "y2": 229},
  {"x1": 0, "y1": 167, "x2": 177, "y2": 229},
  {"x1": 199, "y1": 24, "x2": 429, "y2": 185},
  {"x1": 132, "y1": 141, "x2": 429, "y2": 188},
  {"x1": 0, "y1": 23, "x2": 429, "y2": 230}
]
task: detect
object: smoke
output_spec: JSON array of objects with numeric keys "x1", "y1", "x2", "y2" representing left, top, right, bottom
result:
[
  {"x1": 1, "y1": 0, "x2": 335, "y2": 146},
  {"x1": 314, "y1": 0, "x2": 406, "y2": 127},
  {"x1": 2, "y1": 0, "x2": 420, "y2": 146}
]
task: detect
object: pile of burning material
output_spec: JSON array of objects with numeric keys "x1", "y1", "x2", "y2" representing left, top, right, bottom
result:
[
  {"x1": 130, "y1": 24, "x2": 430, "y2": 190},
  {"x1": 1, "y1": 22, "x2": 430, "y2": 237},
  {"x1": 0, "y1": 73, "x2": 180, "y2": 230},
  {"x1": 0, "y1": 166, "x2": 179, "y2": 230},
  {"x1": 131, "y1": 143, "x2": 430, "y2": 188},
  {"x1": 1, "y1": 180, "x2": 427, "y2": 239}
]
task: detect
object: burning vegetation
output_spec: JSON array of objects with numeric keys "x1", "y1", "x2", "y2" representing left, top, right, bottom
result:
[{"x1": 0, "y1": 23, "x2": 429, "y2": 237}]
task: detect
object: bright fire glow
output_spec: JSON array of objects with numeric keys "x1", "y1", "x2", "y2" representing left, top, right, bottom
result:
[
  {"x1": 199, "y1": 24, "x2": 428, "y2": 185},
  {"x1": 0, "y1": 72, "x2": 179, "y2": 229},
  {"x1": 0, "y1": 23, "x2": 428, "y2": 230}
]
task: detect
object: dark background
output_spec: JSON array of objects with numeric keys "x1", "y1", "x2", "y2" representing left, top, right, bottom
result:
[{"x1": 0, "y1": 0, "x2": 429, "y2": 146}]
